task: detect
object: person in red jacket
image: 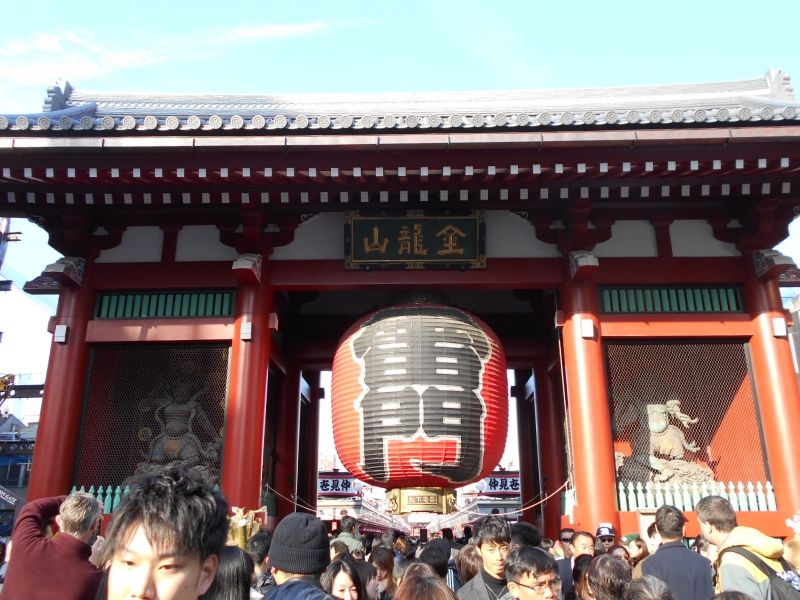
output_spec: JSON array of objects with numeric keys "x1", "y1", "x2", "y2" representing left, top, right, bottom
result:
[{"x1": 0, "y1": 492, "x2": 103, "y2": 600}]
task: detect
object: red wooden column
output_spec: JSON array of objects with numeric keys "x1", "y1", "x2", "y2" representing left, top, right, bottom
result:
[
  {"x1": 28, "y1": 259, "x2": 94, "y2": 499},
  {"x1": 273, "y1": 364, "x2": 301, "y2": 518},
  {"x1": 533, "y1": 357, "x2": 567, "y2": 539},
  {"x1": 744, "y1": 255, "x2": 800, "y2": 515},
  {"x1": 559, "y1": 252, "x2": 620, "y2": 533},
  {"x1": 221, "y1": 255, "x2": 272, "y2": 510},
  {"x1": 514, "y1": 370, "x2": 538, "y2": 526}
]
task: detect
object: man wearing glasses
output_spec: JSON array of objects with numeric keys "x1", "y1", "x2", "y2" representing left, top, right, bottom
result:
[
  {"x1": 506, "y1": 546, "x2": 562, "y2": 600},
  {"x1": 556, "y1": 528, "x2": 575, "y2": 560}
]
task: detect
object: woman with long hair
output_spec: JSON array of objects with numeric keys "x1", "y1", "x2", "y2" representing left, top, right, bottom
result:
[
  {"x1": 370, "y1": 546, "x2": 396, "y2": 600},
  {"x1": 628, "y1": 538, "x2": 650, "y2": 568},
  {"x1": 322, "y1": 555, "x2": 364, "y2": 600},
  {"x1": 201, "y1": 546, "x2": 254, "y2": 600}
]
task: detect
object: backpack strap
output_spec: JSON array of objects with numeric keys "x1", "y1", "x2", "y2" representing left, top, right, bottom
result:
[{"x1": 720, "y1": 546, "x2": 792, "y2": 577}]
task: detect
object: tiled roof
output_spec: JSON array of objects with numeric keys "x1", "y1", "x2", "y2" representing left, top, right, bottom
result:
[{"x1": 1, "y1": 70, "x2": 799, "y2": 134}]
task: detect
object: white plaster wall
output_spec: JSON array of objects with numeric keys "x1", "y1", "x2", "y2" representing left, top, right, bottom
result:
[
  {"x1": 594, "y1": 220, "x2": 658, "y2": 257},
  {"x1": 175, "y1": 225, "x2": 238, "y2": 262},
  {"x1": 670, "y1": 220, "x2": 741, "y2": 257},
  {"x1": 271, "y1": 213, "x2": 345, "y2": 260},
  {"x1": 96, "y1": 226, "x2": 163, "y2": 263},
  {"x1": 485, "y1": 211, "x2": 561, "y2": 258}
]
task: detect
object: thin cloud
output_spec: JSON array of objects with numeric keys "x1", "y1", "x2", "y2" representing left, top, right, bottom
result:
[{"x1": 0, "y1": 21, "x2": 333, "y2": 88}]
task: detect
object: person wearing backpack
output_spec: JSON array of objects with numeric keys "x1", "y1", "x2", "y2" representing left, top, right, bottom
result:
[{"x1": 696, "y1": 496, "x2": 798, "y2": 600}]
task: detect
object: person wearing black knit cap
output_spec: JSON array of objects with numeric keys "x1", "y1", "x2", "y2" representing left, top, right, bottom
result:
[{"x1": 263, "y1": 512, "x2": 333, "y2": 600}]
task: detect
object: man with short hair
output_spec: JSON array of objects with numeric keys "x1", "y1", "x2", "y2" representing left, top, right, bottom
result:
[
  {"x1": 509, "y1": 522, "x2": 541, "y2": 550},
  {"x1": 335, "y1": 516, "x2": 362, "y2": 554},
  {"x1": 102, "y1": 467, "x2": 228, "y2": 600},
  {"x1": 556, "y1": 528, "x2": 575, "y2": 559},
  {"x1": 696, "y1": 495, "x2": 789, "y2": 600},
  {"x1": 457, "y1": 515, "x2": 513, "y2": 600},
  {"x1": 246, "y1": 531, "x2": 274, "y2": 598},
  {"x1": 265, "y1": 512, "x2": 333, "y2": 600},
  {"x1": 595, "y1": 524, "x2": 617, "y2": 554},
  {"x1": 0, "y1": 492, "x2": 103, "y2": 600},
  {"x1": 641, "y1": 505, "x2": 713, "y2": 600},
  {"x1": 506, "y1": 545, "x2": 562, "y2": 600},
  {"x1": 555, "y1": 531, "x2": 594, "y2": 597}
]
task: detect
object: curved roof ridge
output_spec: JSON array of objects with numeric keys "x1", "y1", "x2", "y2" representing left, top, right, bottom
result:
[
  {"x1": 2, "y1": 70, "x2": 798, "y2": 133},
  {"x1": 64, "y1": 70, "x2": 794, "y2": 113}
]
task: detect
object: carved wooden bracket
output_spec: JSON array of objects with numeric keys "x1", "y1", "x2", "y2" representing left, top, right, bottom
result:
[{"x1": 218, "y1": 209, "x2": 305, "y2": 255}]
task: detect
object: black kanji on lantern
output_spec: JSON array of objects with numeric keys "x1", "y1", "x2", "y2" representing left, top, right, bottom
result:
[{"x1": 351, "y1": 306, "x2": 492, "y2": 483}]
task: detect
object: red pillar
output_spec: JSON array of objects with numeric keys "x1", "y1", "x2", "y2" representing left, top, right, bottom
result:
[
  {"x1": 27, "y1": 264, "x2": 94, "y2": 499},
  {"x1": 744, "y1": 274, "x2": 800, "y2": 515},
  {"x1": 221, "y1": 270, "x2": 272, "y2": 511},
  {"x1": 560, "y1": 274, "x2": 620, "y2": 533},
  {"x1": 515, "y1": 370, "x2": 538, "y2": 526},
  {"x1": 533, "y1": 357, "x2": 567, "y2": 539},
  {"x1": 273, "y1": 363, "x2": 301, "y2": 518}
]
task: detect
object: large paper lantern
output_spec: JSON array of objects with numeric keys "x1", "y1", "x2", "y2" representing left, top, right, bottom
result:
[{"x1": 331, "y1": 304, "x2": 508, "y2": 490}]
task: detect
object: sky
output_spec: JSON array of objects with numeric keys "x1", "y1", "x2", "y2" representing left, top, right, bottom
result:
[{"x1": 2, "y1": 0, "x2": 800, "y2": 456}]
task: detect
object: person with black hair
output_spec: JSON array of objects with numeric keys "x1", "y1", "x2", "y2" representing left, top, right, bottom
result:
[
  {"x1": 557, "y1": 531, "x2": 595, "y2": 597},
  {"x1": 203, "y1": 546, "x2": 255, "y2": 600},
  {"x1": 642, "y1": 505, "x2": 713, "y2": 600},
  {"x1": 322, "y1": 555, "x2": 363, "y2": 600},
  {"x1": 336, "y1": 517, "x2": 363, "y2": 554},
  {"x1": 245, "y1": 531, "x2": 274, "y2": 598},
  {"x1": 370, "y1": 546, "x2": 396, "y2": 600},
  {"x1": 557, "y1": 529, "x2": 575, "y2": 560},
  {"x1": 456, "y1": 516, "x2": 512, "y2": 600},
  {"x1": 624, "y1": 575, "x2": 674, "y2": 600},
  {"x1": 585, "y1": 554, "x2": 631, "y2": 600},
  {"x1": 505, "y1": 545, "x2": 561, "y2": 600},
  {"x1": 567, "y1": 554, "x2": 593, "y2": 600},
  {"x1": 420, "y1": 541, "x2": 450, "y2": 578},
  {"x1": 354, "y1": 559, "x2": 379, "y2": 600},
  {"x1": 101, "y1": 467, "x2": 229, "y2": 600},
  {"x1": 509, "y1": 523, "x2": 541, "y2": 551},
  {"x1": 330, "y1": 541, "x2": 350, "y2": 561}
]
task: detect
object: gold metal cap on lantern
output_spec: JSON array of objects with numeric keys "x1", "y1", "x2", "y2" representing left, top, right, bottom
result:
[{"x1": 386, "y1": 487, "x2": 456, "y2": 514}]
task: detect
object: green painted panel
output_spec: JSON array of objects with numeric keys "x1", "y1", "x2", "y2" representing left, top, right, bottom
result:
[
  {"x1": 94, "y1": 290, "x2": 235, "y2": 319},
  {"x1": 599, "y1": 286, "x2": 744, "y2": 314}
]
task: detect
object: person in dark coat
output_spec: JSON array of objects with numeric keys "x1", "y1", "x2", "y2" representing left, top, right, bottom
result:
[{"x1": 641, "y1": 505, "x2": 714, "y2": 600}]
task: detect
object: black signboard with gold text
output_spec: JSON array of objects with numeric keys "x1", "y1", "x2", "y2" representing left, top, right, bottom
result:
[{"x1": 345, "y1": 211, "x2": 485, "y2": 269}]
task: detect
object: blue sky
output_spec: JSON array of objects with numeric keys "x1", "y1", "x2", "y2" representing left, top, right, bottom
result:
[{"x1": 2, "y1": 0, "x2": 800, "y2": 436}]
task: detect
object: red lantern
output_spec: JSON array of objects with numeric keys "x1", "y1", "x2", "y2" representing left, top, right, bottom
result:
[{"x1": 331, "y1": 304, "x2": 508, "y2": 490}]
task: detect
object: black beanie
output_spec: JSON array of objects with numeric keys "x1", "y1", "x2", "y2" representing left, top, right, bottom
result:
[{"x1": 268, "y1": 512, "x2": 330, "y2": 575}]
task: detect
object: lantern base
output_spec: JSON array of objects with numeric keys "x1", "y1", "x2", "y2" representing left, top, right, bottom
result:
[{"x1": 386, "y1": 487, "x2": 457, "y2": 515}]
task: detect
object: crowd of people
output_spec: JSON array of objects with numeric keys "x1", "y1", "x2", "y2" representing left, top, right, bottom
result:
[{"x1": 0, "y1": 465, "x2": 798, "y2": 600}]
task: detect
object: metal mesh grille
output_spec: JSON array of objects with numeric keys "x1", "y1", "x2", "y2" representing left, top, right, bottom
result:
[
  {"x1": 606, "y1": 341, "x2": 767, "y2": 485},
  {"x1": 75, "y1": 344, "x2": 229, "y2": 488}
]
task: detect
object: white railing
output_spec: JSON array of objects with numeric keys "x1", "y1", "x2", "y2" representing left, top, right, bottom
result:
[{"x1": 618, "y1": 480, "x2": 777, "y2": 512}]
